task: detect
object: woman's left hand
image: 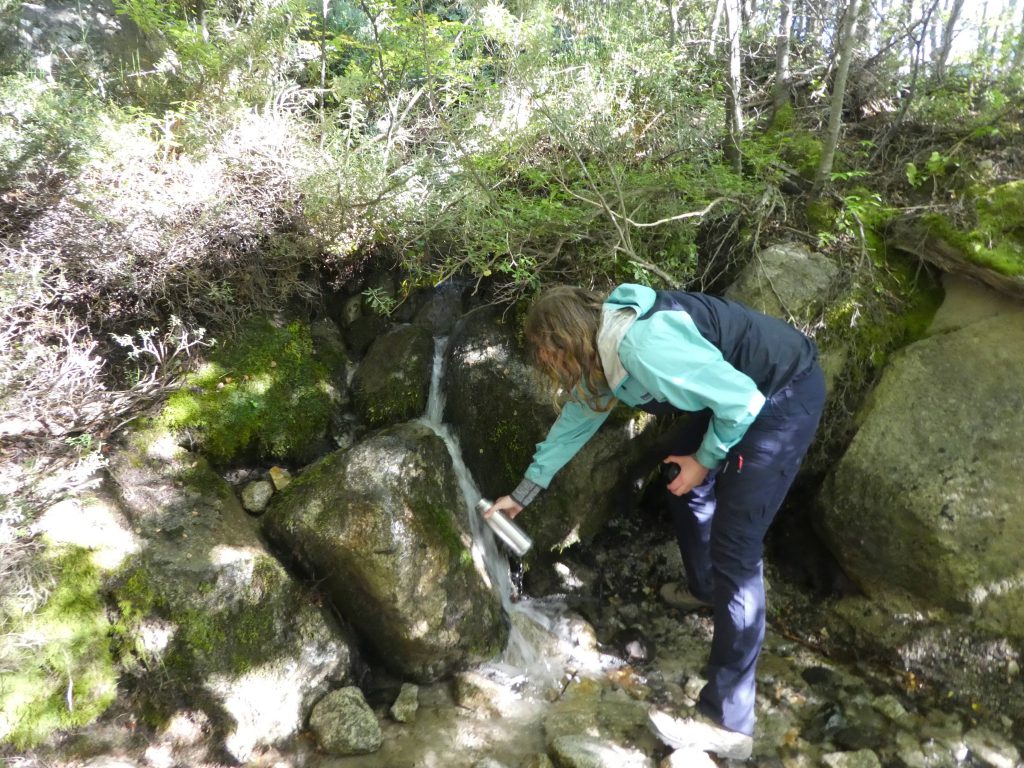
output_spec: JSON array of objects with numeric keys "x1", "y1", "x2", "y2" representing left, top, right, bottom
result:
[{"x1": 664, "y1": 455, "x2": 710, "y2": 496}]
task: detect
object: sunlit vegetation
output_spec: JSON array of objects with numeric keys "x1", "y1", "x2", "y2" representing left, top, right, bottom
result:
[{"x1": 1, "y1": 0, "x2": 1023, "y2": 748}]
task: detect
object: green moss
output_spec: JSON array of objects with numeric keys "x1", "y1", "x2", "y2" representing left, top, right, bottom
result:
[
  {"x1": 0, "y1": 547, "x2": 117, "y2": 749},
  {"x1": 918, "y1": 183, "x2": 1024, "y2": 277},
  {"x1": 161, "y1": 319, "x2": 333, "y2": 464},
  {"x1": 421, "y1": 502, "x2": 472, "y2": 567}
]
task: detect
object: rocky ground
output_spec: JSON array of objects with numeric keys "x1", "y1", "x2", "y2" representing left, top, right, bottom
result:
[{"x1": 13, "y1": 494, "x2": 1022, "y2": 768}]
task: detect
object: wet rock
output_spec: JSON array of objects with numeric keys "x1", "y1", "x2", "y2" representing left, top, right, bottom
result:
[
  {"x1": 105, "y1": 426, "x2": 353, "y2": 763},
  {"x1": 963, "y1": 727, "x2": 1021, "y2": 768},
  {"x1": 820, "y1": 749, "x2": 881, "y2": 768},
  {"x1": 659, "y1": 748, "x2": 716, "y2": 767},
  {"x1": 801, "y1": 665, "x2": 843, "y2": 693},
  {"x1": 390, "y1": 682, "x2": 419, "y2": 723},
  {"x1": 820, "y1": 313, "x2": 1024, "y2": 639},
  {"x1": 310, "y1": 318, "x2": 352, "y2": 390},
  {"x1": 351, "y1": 324, "x2": 433, "y2": 428},
  {"x1": 521, "y1": 756, "x2": 555, "y2": 768},
  {"x1": 82, "y1": 758, "x2": 141, "y2": 768},
  {"x1": 339, "y1": 293, "x2": 392, "y2": 357},
  {"x1": 263, "y1": 422, "x2": 506, "y2": 681},
  {"x1": 268, "y1": 465, "x2": 291, "y2": 490},
  {"x1": 549, "y1": 734, "x2": 654, "y2": 768},
  {"x1": 473, "y1": 759, "x2": 511, "y2": 768},
  {"x1": 240, "y1": 479, "x2": 273, "y2": 513},
  {"x1": 309, "y1": 686, "x2": 382, "y2": 756},
  {"x1": 870, "y1": 693, "x2": 911, "y2": 725},
  {"x1": 444, "y1": 304, "x2": 662, "y2": 554},
  {"x1": 413, "y1": 281, "x2": 465, "y2": 335},
  {"x1": 543, "y1": 679, "x2": 653, "y2": 752},
  {"x1": 725, "y1": 241, "x2": 838, "y2": 322},
  {"x1": 454, "y1": 670, "x2": 511, "y2": 718}
]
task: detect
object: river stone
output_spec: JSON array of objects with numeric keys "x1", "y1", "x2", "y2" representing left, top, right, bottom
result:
[
  {"x1": 262, "y1": 421, "x2": 507, "y2": 681},
  {"x1": 444, "y1": 304, "x2": 661, "y2": 554},
  {"x1": 240, "y1": 479, "x2": 274, "y2": 513},
  {"x1": 963, "y1": 727, "x2": 1021, "y2": 768},
  {"x1": 660, "y1": 748, "x2": 716, "y2": 767},
  {"x1": 821, "y1": 750, "x2": 882, "y2": 768},
  {"x1": 350, "y1": 323, "x2": 433, "y2": 428},
  {"x1": 309, "y1": 686, "x2": 382, "y2": 755},
  {"x1": 105, "y1": 426, "x2": 353, "y2": 762},
  {"x1": 390, "y1": 682, "x2": 419, "y2": 723},
  {"x1": 549, "y1": 734, "x2": 655, "y2": 768},
  {"x1": 725, "y1": 241, "x2": 838, "y2": 321},
  {"x1": 819, "y1": 313, "x2": 1024, "y2": 638}
]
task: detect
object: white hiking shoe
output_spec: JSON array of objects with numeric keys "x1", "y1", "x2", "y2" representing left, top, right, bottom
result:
[
  {"x1": 648, "y1": 708, "x2": 753, "y2": 761},
  {"x1": 658, "y1": 582, "x2": 712, "y2": 613}
]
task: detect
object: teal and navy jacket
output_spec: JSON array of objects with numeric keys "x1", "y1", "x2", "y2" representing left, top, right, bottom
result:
[{"x1": 510, "y1": 284, "x2": 818, "y2": 506}]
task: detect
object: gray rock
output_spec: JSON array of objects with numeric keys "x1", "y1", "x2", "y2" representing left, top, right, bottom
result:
[
  {"x1": 351, "y1": 324, "x2": 434, "y2": 428},
  {"x1": 928, "y1": 273, "x2": 1024, "y2": 336},
  {"x1": 413, "y1": 282, "x2": 465, "y2": 335},
  {"x1": 309, "y1": 686, "x2": 382, "y2": 755},
  {"x1": 549, "y1": 734, "x2": 654, "y2": 768},
  {"x1": 240, "y1": 479, "x2": 274, "y2": 513},
  {"x1": 263, "y1": 422, "x2": 506, "y2": 681},
  {"x1": 820, "y1": 750, "x2": 881, "y2": 768},
  {"x1": 725, "y1": 242, "x2": 838, "y2": 321},
  {"x1": 964, "y1": 727, "x2": 1021, "y2": 768},
  {"x1": 444, "y1": 304, "x2": 663, "y2": 555},
  {"x1": 454, "y1": 671, "x2": 511, "y2": 718},
  {"x1": 820, "y1": 313, "x2": 1024, "y2": 638},
  {"x1": 870, "y1": 694, "x2": 911, "y2": 724},
  {"x1": 390, "y1": 682, "x2": 420, "y2": 723},
  {"x1": 106, "y1": 426, "x2": 353, "y2": 762},
  {"x1": 659, "y1": 748, "x2": 716, "y2": 767}
]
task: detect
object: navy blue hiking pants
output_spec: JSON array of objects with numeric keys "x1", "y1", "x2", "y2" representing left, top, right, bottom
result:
[{"x1": 662, "y1": 363, "x2": 826, "y2": 735}]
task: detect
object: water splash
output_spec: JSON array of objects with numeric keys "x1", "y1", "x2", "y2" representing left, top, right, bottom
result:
[{"x1": 417, "y1": 337, "x2": 624, "y2": 696}]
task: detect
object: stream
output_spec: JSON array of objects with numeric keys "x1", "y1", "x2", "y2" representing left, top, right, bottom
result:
[{"x1": 280, "y1": 337, "x2": 1024, "y2": 768}]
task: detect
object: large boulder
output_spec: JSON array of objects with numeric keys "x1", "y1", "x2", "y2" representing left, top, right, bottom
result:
[
  {"x1": 351, "y1": 324, "x2": 434, "y2": 428},
  {"x1": 105, "y1": 427, "x2": 353, "y2": 762},
  {"x1": 725, "y1": 242, "x2": 839, "y2": 321},
  {"x1": 819, "y1": 312, "x2": 1024, "y2": 638},
  {"x1": 262, "y1": 422, "x2": 507, "y2": 681},
  {"x1": 443, "y1": 305, "x2": 661, "y2": 554}
]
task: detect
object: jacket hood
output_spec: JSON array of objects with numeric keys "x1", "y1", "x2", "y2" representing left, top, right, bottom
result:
[
  {"x1": 605, "y1": 283, "x2": 657, "y2": 314},
  {"x1": 598, "y1": 284, "x2": 656, "y2": 390}
]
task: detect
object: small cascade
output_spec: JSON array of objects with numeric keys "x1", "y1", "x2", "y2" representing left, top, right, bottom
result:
[{"x1": 417, "y1": 337, "x2": 624, "y2": 696}]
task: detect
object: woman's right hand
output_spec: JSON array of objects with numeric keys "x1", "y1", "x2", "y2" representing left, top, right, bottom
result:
[{"x1": 485, "y1": 495, "x2": 524, "y2": 520}]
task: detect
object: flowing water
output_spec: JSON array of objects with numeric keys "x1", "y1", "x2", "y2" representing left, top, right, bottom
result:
[{"x1": 417, "y1": 338, "x2": 626, "y2": 697}]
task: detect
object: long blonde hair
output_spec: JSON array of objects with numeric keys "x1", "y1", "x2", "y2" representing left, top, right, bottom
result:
[{"x1": 524, "y1": 285, "x2": 614, "y2": 412}]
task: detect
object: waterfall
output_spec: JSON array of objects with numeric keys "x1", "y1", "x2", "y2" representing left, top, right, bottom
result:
[{"x1": 418, "y1": 337, "x2": 624, "y2": 694}]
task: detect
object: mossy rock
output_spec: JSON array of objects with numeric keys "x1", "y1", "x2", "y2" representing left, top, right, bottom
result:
[
  {"x1": 104, "y1": 428, "x2": 353, "y2": 761},
  {"x1": 350, "y1": 324, "x2": 434, "y2": 429},
  {"x1": 262, "y1": 422, "x2": 506, "y2": 682},
  {"x1": 160, "y1": 319, "x2": 334, "y2": 465},
  {"x1": 0, "y1": 546, "x2": 118, "y2": 749}
]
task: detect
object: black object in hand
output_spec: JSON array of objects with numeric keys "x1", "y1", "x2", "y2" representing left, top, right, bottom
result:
[{"x1": 660, "y1": 461, "x2": 680, "y2": 484}]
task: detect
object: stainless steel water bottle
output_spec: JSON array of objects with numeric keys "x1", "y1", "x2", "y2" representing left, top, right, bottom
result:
[{"x1": 475, "y1": 498, "x2": 533, "y2": 557}]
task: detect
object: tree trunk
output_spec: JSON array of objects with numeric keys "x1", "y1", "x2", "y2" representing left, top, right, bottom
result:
[
  {"x1": 772, "y1": 0, "x2": 793, "y2": 122},
  {"x1": 1013, "y1": 4, "x2": 1024, "y2": 73},
  {"x1": 934, "y1": 0, "x2": 965, "y2": 80},
  {"x1": 710, "y1": 0, "x2": 725, "y2": 56},
  {"x1": 724, "y1": 0, "x2": 744, "y2": 174},
  {"x1": 813, "y1": 0, "x2": 863, "y2": 195}
]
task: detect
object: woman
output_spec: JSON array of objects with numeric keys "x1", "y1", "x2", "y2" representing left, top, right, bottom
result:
[{"x1": 485, "y1": 283, "x2": 826, "y2": 760}]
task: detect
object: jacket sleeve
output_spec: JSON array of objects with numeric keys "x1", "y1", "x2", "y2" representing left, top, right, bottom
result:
[
  {"x1": 522, "y1": 397, "x2": 613, "y2": 490},
  {"x1": 620, "y1": 313, "x2": 765, "y2": 469}
]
